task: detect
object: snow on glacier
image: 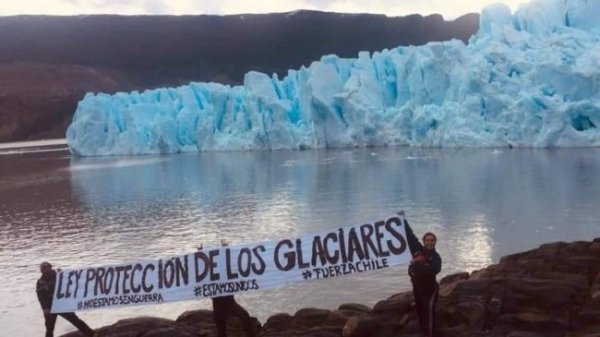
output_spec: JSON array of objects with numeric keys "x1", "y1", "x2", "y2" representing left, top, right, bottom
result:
[{"x1": 66, "y1": 0, "x2": 600, "y2": 156}]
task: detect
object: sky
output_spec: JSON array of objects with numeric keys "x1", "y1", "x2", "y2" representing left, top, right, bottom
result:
[{"x1": 0, "y1": 0, "x2": 527, "y2": 19}]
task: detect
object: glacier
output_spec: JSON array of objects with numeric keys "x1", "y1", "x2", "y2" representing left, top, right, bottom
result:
[{"x1": 66, "y1": 0, "x2": 600, "y2": 156}]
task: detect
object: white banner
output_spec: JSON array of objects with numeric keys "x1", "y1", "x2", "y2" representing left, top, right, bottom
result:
[{"x1": 51, "y1": 215, "x2": 411, "y2": 313}]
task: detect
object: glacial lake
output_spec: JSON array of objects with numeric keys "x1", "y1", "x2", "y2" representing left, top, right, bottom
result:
[{"x1": 1, "y1": 145, "x2": 599, "y2": 336}]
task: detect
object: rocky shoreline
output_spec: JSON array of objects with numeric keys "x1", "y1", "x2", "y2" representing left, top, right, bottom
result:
[{"x1": 62, "y1": 239, "x2": 600, "y2": 337}]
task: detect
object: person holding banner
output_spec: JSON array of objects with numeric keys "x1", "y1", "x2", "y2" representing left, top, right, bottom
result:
[
  {"x1": 36, "y1": 262, "x2": 96, "y2": 337},
  {"x1": 399, "y1": 211, "x2": 442, "y2": 337},
  {"x1": 198, "y1": 242, "x2": 257, "y2": 337},
  {"x1": 212, "y1": 294, "x2": 257, "y2": 337}
]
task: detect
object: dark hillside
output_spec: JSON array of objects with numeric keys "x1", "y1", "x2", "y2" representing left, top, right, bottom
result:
[{"x1": 0, "y1": 11, "x2": 479, "y2": 141}]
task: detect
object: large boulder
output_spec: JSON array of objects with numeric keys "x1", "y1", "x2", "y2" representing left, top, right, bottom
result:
[{"x1": 62, "y1": 317, "x2": 193, "y2": 337}]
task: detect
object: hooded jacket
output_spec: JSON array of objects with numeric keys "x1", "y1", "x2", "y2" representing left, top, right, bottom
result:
[{"x1": 36, "y1": 270, "x2": 56, "y2": 311}]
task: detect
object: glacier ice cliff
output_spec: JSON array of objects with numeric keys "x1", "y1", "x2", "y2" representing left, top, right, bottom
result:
[{"x1": 67, "y1": 0, "x2": 600, "y2": 156}]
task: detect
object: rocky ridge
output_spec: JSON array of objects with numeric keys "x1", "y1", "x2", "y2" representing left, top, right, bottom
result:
[{"x1": 62, "y1": 239, "x2": 600, "y2": 337}]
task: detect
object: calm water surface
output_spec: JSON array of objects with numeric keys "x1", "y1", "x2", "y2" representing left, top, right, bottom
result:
[{"x1": 1, "y1": 146, "x2": 599, "y2": 336}]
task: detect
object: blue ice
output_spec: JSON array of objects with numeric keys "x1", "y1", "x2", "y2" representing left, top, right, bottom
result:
[{"x1": 67, "y1": 0, "x2": 600, "y2": 156}]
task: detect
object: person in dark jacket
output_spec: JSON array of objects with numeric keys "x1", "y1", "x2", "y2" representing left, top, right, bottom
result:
[
  {"x1": 36, "y1": 262, "x2": 95, "y2": 337},
  {"x1": 198, "y1": 242, "x2": 257, "y2": 337},
  {"x1": 212, "y1": 295, "x2": 256, "y2": 337},
  {"x1": 399, "y1": 211, "x2": 442, "y2": 337}
]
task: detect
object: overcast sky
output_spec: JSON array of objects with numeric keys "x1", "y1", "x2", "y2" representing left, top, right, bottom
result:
[{"x1": 1, "y1": 0, "x2": 526, "y2": 19}]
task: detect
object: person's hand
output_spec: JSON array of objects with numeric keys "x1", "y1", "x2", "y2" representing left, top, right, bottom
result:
[
  {"x1": 397, "y1": 210, "x2": 405, "y2": 217},
  {"x1": 196, "y1": 244, "x2": 203, "y2": 251},
  {"x1": 412, "y1": 254, "x2": 427, "y2": 264},
  {"x1": 220, "y1": 239, "x2": 230, "y2": 247},
  {"x1": 43, "y1": 309, "x2": 51, "y2": 315}
]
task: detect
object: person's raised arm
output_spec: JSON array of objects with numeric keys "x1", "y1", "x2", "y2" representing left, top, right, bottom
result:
[{"x1": 399, "y1": 211, "x2": 423, "y2": 255}]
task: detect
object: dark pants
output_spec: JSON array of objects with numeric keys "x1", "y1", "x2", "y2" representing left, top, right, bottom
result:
[
  {"x1": 213, "y1": 302, "x2": 255, "y2": 337},
  {"x1": 44, "y1": 312, "x2": 94, "y2": 337},
  {"x1": 412, "y1": 282, "x2": 439, "y2": 337}
]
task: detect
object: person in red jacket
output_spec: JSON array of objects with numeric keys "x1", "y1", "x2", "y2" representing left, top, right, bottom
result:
[
  {"x1": 36, "y1": 262, "x2": 96, "y2": 337},
  {"x1": 399, "y1": 211, "x2": 442, "y2": 337}
]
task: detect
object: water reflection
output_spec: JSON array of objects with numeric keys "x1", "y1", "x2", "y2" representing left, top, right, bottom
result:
[
  {"x1": 1, "y1": 148, "x2": 599, "y2": 336},
  {"x1": 449, "y1": 214, "x2": 494, "y2": 274}
]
